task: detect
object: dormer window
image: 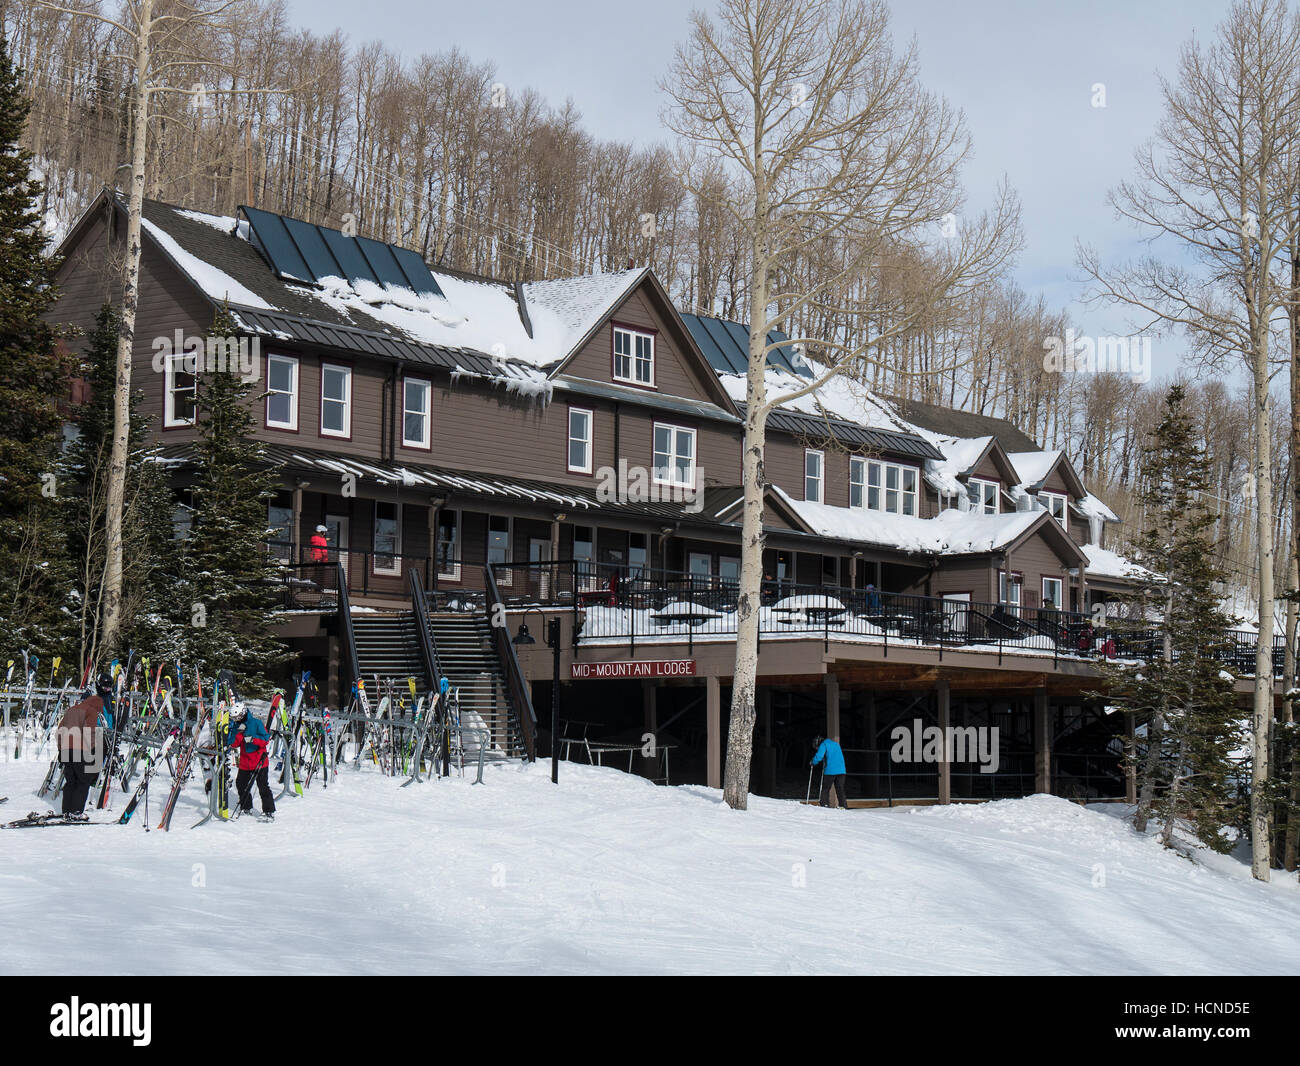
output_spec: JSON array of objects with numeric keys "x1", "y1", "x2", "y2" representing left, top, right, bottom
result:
[
  {"x1": 613, "y1": 325, "x2": 655, "y2": 387},
  {"x1": 968, "y1": 477, "x2": 1000, "y2": 515},
  {"x1": 1040, "y1": 491, "x2": 1068, "y2": 529}
]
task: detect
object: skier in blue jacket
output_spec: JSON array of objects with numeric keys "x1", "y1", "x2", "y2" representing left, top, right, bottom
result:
[{"x1": 811, "y1": 735, "x2": 850, "y2": 809}]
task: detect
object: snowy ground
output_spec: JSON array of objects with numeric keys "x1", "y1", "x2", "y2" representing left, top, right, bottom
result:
[{"x1": 1, "y1": 752, "x2": 1297, "y2": 975}]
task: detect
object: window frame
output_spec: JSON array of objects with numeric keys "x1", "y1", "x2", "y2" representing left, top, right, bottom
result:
[
  {"x1": 401, "y1": 375, "x2": 432, "y2": 451},
  {"x1": 1040, "y1": 491, "x2": 1068, "y2": 529},
  {"x1": 651, "y1": 422, "x2": 696, "y2": 489},
  {"x1": 1041, "y1": 576, "x2": 1064, "y2": 611},
  {"x1": 612, "y1": 323, "x2": 656, "y2": 388},
  {"x1": 486, "y1": 514, "x2": 514, "y2": 567},
  {"x1": 371, "y1": 501, "x2": 402, "y2": 576},
  {"x1": 804, "y1": 449, "x2": 824, "y2": 503},
  {"x1": 849, "y1": 456, "x2": 867, "y2": 509},
  {"x1": 435, "y1": 508, "x2": 461, "y2": 581},
  {"x1": 862, "y1": 458, "x2": 919, "y2": 515},
  {"x1": 163, "y1": 352, "x2": 197, "y2": 428},
  {"x1": 968, "y1": 477, "x2": 1001, "y2": 515},
  {"x1": 319, "y1": 361, "x2": 353, "y2": 440},
  {"x1": 999, "y1": 570, "x2": 1023, "y2": 613},
  {"x1": 567, "y1": 406, "x2": 594, "y2": 474},
  {"x1": 265, "y1": 353, "x2": 300, "y2": 432}
]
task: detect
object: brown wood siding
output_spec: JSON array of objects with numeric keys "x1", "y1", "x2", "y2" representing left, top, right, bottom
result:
[{"x1": 562, "y1": 286, "x2": 720, "y2": 404}]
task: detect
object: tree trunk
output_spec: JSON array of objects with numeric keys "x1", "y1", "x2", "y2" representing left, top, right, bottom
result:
[
  {"x1": 100, "y1": 0, "x2": 154, "y2": 659},
  {"x1": 1251, "y1": 339, "x2": 1274, "y2": 881}
]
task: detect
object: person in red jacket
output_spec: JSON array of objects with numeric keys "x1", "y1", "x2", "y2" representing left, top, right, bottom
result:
[
  {"x1": 227, "y1": 704, "x2": 276, "y2": 820},
  {"x1": 309, "y1": 524, "x2": 329, "y2": 563}
]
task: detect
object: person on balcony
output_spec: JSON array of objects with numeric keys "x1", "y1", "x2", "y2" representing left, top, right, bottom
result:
[
  {"x1": 310, "y1": 524, "x2": 329, "y2": 563},
  {"x1": 864, "y1": 584, "x2": 882, "y2": 612},
  {"x1": 811, "y1": 734, "x2": 850, "y2": 809}
]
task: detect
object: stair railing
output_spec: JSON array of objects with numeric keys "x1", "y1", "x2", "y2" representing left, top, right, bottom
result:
[
  {"x1": 485, "y1": 562, "x2": 538, "y2": 761},
  {"x1": 336, "y1": 561, "x2": 361, "y2": 696},
  {"x1": 408, "y1": 565, "x2": 443, "y2": 694}
]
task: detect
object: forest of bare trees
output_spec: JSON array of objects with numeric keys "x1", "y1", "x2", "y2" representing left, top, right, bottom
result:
[{"x1": 3, "y1": 0, "x2": 1287, "y2": 600}]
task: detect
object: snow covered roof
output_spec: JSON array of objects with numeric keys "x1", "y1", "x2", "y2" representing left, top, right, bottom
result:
[
  {"x1": 1007, "y1": 450, "x2": 1062, "y2": 489},
  {"x1": 1081, "y1": 543, "x2": 1151, "y2": 581},
  {"x1": 771, "y1": 487, "x2": 1071, "y2": 557}
]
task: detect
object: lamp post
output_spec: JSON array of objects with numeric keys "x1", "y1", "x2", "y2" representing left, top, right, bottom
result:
[{"x1": 513, "y1": 609, "x2": 562, "y2": 783}]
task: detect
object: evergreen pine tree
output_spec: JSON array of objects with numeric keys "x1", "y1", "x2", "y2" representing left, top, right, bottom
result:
[
  {"x1": 1106, "y1": 385, "x2": 1244, "y2": 853},
  {"x1": 0, "y1": 29, "x2": 75, "y2": 653},
  {"x1": 182, "y1": 309, "x2": 288, "y2": 692},
  {"x1": 62, "y1": 305, "x2": 183, "y2": 665}
]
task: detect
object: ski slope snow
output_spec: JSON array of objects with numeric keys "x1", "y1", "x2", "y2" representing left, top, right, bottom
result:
[{"x1": 0, "y1": 753, "x2": 1296, "y2": 975}]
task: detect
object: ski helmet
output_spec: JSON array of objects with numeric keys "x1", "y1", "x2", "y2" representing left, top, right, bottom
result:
[
  {"x1": 812, "y1": 734, "x2": 825, "y2": 750},
  {"x1": 316, "y1": 524, "x2": 328, "y2": 533},
  {"x1": 230, "y1": 701, "x2": 248, "y2": 722},
  {"x1": 95, "y1": 672, "x2": 113, "y2": 701}
]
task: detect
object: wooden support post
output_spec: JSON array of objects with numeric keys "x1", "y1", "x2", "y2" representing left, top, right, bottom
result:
[
  {"x1": 706, "y1": 675, "x2": 721, "y2": 790},
  {"x1": 825, "y1": 674, "x2": 840, "y2": 742},
  {"x1": 291, "y1": 484, "x2": 303, "y2": 563},
  {"x1": 937, "y1": 679, "x2": 951, "y2": 805},
  {"x1": 1034, "y1": 687, "x2": 1051, "y2": 795},
  {"x1": 641, "y1": 681, "x2": 658, "y2": 778}
]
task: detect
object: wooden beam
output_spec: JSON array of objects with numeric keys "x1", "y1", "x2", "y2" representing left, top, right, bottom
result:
[
  {"x1": 1034, "y1": 687, "x2": 1051, "y2": 794},
  {"x1": 706, "y1": 675, "x2": 721, "y2": 789},
  {"x1": 937, "y1": 679, "x2": 951, "y2": 805}
]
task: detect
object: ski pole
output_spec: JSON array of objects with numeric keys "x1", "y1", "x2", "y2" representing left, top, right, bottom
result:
[{"x1": 806, "y1": 764, "x2": 814, "y2": 804}]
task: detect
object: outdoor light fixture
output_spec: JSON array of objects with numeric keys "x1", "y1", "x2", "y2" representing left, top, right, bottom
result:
[
  {"x1": 295, "y1": 477, "x2": 311, "y2": 488},
  {"x1": 512, "y1": 623, "x2": 536, "y2": 646},
  {"x1": 554, "y1": 512, "x2": 567, "y2": 522},
  {"x1": 429, "y1": 492, "x2": 448, "y2": 509}
]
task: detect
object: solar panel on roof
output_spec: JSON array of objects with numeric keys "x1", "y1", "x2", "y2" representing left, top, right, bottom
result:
[
  {"x1": 243, "y1": 206, "x2": 312, "y2": 282},
  {"x1": 391, "y1": 246, "x2": 443, "y2": 297},
  {"x1": 317, "y1": 227, "x2": 374, "y2": 285},
  {"x1": 355, "y1": 236, "x2": 411, "y2": 290},
  {"x1": 695, "y1": 315, "x2": 747, "y2": 374},
  {"x1": 282, "y1": 217, "x2": 344, "y2": 282}
]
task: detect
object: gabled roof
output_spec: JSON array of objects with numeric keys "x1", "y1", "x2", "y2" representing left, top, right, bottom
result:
[
  {"x1": 888, "y1": 396, "x2": 1041, "y2": 453},
  {"x1": 1008, "y1": 450, "x2": 1087, "y2": 499}
]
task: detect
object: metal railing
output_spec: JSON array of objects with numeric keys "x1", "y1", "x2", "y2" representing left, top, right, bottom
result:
[
  {"x1": 266, "y1": 541, "x2": 436, "y2": 601},
  {"x1": 482, "y1": 559, "x2": 1295, "y2": 677},
  {"x1": 336, "y1": 562, "x2": 360, "y2": 696},
  {"x1": 484, "y1": 563, "x2": 537, "y2": 760},
  {"x1": 408, "y1": 566, "x2": 442, "y2": 696}
]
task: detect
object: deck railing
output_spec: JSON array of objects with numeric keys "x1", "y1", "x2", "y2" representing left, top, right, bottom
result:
[{"x1": 479, "y1": 559, "x2": 1294, "y2": 678}]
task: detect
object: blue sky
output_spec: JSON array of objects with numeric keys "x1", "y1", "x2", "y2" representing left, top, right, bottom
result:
[{"x1": 287, "y1": 0, "x2": 1234, "y2": 382}]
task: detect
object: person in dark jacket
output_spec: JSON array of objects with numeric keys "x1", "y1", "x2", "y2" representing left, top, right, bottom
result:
[
  {"x1": 56, "y1": 676, "x2": 110, "y2": 815},
  {"x1": 811, "y1": 734, "x2": 850, "y2": 809},
  {"x1": 228, "y1": 703, "x2": 276, "y2": 820}
]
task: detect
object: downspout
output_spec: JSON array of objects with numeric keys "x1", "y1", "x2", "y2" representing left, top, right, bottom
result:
[{"x1": 386, "y1": 364, "x2": 399, "y2": 463}]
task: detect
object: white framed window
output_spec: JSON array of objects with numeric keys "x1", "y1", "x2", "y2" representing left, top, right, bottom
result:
[
  {"x1": 999, "y1": 570, "x2": 1022, "y2": 613},
  {"x1": 266, "y1": 354, "x2": 299, "y2": 430},
  {"x1": 320, "y1": 363, "x2": 352, "y2": 438},
  {"x1": 1042, "y1": 576, "x2": 1063, "y2": 611},
  {"x1": 652, "y1": 423, "x2": 695, "y2": 488},
  {"x1": 402, "y1": 377, "x2": 431, "y2": 449},
  {"x1": 435, "y1": 509, "x2": 460, "y2": 580},
  {"x1": 968, "y1": 477, "x2": 1000, "y2": 515},
  {"x1": 164, "y1": 353, "x2": 197, "y2": 427},
  {"x1": 850, "y1": 456, "x2": 867, "y2": 509},
  {"x1": 568, "y1": 407, "x2": 593, "y2": 473},
  {"x1": 1040, "y1": 491, "x2": 1068, "y2": 529},
  {"x1": 373, "y1": 501, "x2": 401, "y2": 575},
  {"x1": 613, "y1": 325, "x2": 655, "y2": 387},
  {"x1": 864, "y1": 460, "x2": 919, "y2": 515},
  {"x1": 804, "y1": 449, "x2": 824, "y2": 503}
]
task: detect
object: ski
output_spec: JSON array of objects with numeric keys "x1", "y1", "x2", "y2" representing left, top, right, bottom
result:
[
  {"x1": 156, "y1": 673, "x2": 211, "y2": 831},
  {"x1": 4, "y1": 810, "x2": 97, "y2": 829},
  {"x1": 118, "y1": 730, "x2": 178, "y2": 825}
]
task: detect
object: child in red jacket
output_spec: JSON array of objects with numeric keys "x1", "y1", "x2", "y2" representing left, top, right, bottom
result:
[{"x1": 228, "y1": 704, "x2": 277, "y2": 820}]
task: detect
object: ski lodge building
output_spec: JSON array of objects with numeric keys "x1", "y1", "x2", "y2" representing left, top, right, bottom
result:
[{"x1": 48, "y1": 192, "x2": 1243, "y2": 804}]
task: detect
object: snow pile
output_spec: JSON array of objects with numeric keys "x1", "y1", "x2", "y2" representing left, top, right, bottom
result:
[
  {"x1": 1081, "y1": 543, "x2": 1152, "y2": 581},
  {"x1": 923, "y1": 435, "x2": 994, "y2": 498},
  {"x1": 1007, "y1": 449, "x2": 1062, "y2": 490},
  {"x1": 1, "y1": 755, "x2": 1296, "y2": 975}
]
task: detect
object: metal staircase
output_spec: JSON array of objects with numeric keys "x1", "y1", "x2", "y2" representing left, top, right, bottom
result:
[
  {"x1": 424, "y1": 612, "x2": 527, "y2": 758},
  {"x1": 351, "y1": 612, "x2": 427, "y2": 695}
]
